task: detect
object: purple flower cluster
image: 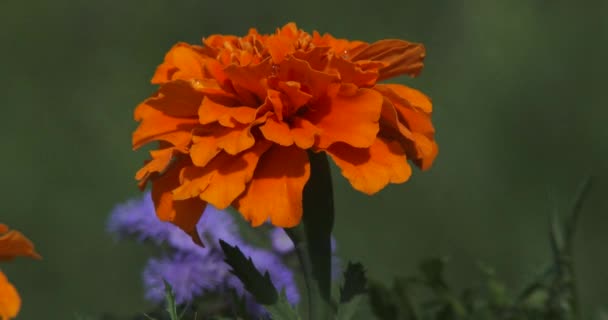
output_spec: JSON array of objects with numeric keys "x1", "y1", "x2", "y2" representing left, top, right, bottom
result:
[{"x1": 107, "y1": 192, "x2": 302, "y2": 314}]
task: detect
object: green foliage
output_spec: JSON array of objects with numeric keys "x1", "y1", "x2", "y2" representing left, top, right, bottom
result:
[
  {"x1": 368, "y1": 177, "x2": 595, "y2": 320},
  {"x1": 135, "y1": 282, "x2": 184, "y2": 320},
  {"x1": 220, "y1": 239, "x2": 278, "y2": 305},
  {"x1": 336, "y1": 262, "x2": 368, "y2": 320},
  {"x1": 340, "y1": 262, "x2": 368, "y2": 303},
  {"x1": 92, "y1": 179, "x2": 605, "y2": 320},
  {"x1": 162, "y1": 280, "x2": 181, "y2": 320},
  {"x1": 265, "y1": 291, "x2": 302, "y2": 320},
  {"x1": 219, "y1": 239, "x2": 300, "y2": 319}
]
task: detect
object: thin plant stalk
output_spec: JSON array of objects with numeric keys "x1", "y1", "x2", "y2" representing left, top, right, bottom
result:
[{"x1": 285, "y1": 151, "x2": 335, "y2": 320}]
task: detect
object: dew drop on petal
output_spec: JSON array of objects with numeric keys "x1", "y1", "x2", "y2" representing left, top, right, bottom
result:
[
  {"x1": 341, "y1": 50, "x2": 349, "y2": 59},
  {"x1": 271, "y1": 64, "x2": 280, "y2": 76},
  {"x1": 191, "y1": 79, "x2": 204, "y2": 89}
]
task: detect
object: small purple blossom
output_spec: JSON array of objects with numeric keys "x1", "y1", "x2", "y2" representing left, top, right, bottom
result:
[
  {"x1": 270, "y1": 228, "x2": 294, "y2": 254},
  {"x1": 107, "y1": 192, "x2": 301, "y2": 314},
  {"x1": 143, "y1": 251, "x2": 226, "y2": 303}
]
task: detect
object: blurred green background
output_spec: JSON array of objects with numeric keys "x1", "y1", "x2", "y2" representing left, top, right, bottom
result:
[{"x1": 1, "y1": 0, "x2": 607, "y2": 318}]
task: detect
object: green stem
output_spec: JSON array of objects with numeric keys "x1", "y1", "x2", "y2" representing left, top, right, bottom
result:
[
  {"x1": 285, "y1": 151, "x2": 335, "y2": 320},
  {"x1": 563, "y1": 176, "x2": 592, "y2": 319}
]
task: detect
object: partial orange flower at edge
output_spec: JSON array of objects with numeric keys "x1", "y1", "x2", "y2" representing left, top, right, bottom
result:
[
  {"x1": 132, "y1": 23, "x2": 438, "y2": 244},
  {"x1": 0, "y1": 224, "x2": 41, "y2": 320}
]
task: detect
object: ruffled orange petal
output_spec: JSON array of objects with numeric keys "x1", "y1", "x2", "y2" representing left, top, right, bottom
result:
[
  {"x1": 132, "y1": 81, "x2": 203, "y2": 150},
  {"x1": 259, "y1": 115, "x2": 293, "y2": 146},
  {"x1": 266, "y1": 34, "x2": 295, "y2": 64},
  {"x1": 292, "y1": 46, "x2": 331, "y2": 72},
  {"x1": 190, "y1": 109, "x2": 270, "y2": 167},
  {"x1": 203, "y1": 123, "x2": 256, "y2": 155},
  {"x1": 407, "y1": 133, "x2": 438, "y2": 170},
  {"x1": 198, "y1": 97, "x2": 257, "y2": 127},
  {"x1": 277, "y1": 81, "x2": 313, "y2": 110},
  {"x1": 151, "y1": 43, "x2": 210, "y2": 84},
  {"x1": 382, "y1": 89, "x2": 435, "y2": 140},
  {"x1": 188, "y1": 78, "x2": 237, "y2": 103},
  {"x1": 144, "y1": 80, "x2": 205, "y2": 118},
  {"x1": 307, "y1": 86, "x2": 383, "y2": 149},
  {"x1": 328, "y1": 56, "x2": 378, "y2": 87},
  {"x1": 224, "y1": 60, "x2": 272, "y2": 104},
  {"x1": 174, "y1": 141, "x2": 272, "y2": 209},
  {"x1": 0, "y1": 271, "x2": 20, "y2": 320},
  {"x1": 381, "y1": 108, "x2": 437, "y2": 171},
  {"x1": 132, "y1": 103, "x2": 198, "y2": 150},
  {"x1": 265, "y1": 89, "x2": 285, "y2": 121},
  {"x1": 234, "y1": 145, "x2": 310, "y2": 227},
  {"x1": 135, "y1": 147, "x2": 177, "y2": 189},
  {"x1": 351, "y1": 39, "x2": 426, "y2": 81},
  {"x1": 375, "y1": 84, "x2": 437, "y2": 169},
  {"x1": 151, "y1": 160, "x2": 207, "y2": 246},
  {"x1": 311, "y1": 31, "x2": 368, "y2": 57},
  {"x1": 276, "y1": 56, "x2": 339, "y2": 99},
  {"x1": 266, "y1": 23, "x2": 303, "y2": 64},
  {"x1": 0, "y1": 225, "x2": 41, "y2": 262},
  {"x1": 291, "y1": 118, "x2": 320, "y2": 149},
  {"x1": 376, "y1": 83, "x2": 432, "y2": 113},
  {"x1": 260, "y1": 116, "x2": 319, "y2": 149},
  {"x1": 204, "y1": 34, "x2": 238, "y2": 50},
  {"x1": 189, "y1": 134, "x2": 221, "y2": 168},
  {"x1": 326, "y1": 137, "x2": 412, "y2": 195},
  {"x1": 379, "y1": 96, "x2": 415, "y2": 141}
]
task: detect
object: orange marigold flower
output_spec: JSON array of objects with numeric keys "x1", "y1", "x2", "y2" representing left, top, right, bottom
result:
[
  {"x1": 133, "y1": 23, "x2": 438, "y2": 243},
  {"x1": 0, "y1": 224, "x2": 41, "y2": 320}
]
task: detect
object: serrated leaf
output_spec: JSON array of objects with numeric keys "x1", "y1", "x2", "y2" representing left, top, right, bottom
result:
[
  {"x1": 340, "y1": 261, "x2": 367, "y2": 303},
  {"x1": 219, "y1": 239, "x2": 278, "y2": 305}
]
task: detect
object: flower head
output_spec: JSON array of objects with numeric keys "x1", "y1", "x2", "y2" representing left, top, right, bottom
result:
[
  {"x1": 142, "y1": 251, "x2": 226, "y2": 303},
  {"x1": 133, "y1": 22, "x2": 438, "y2": 241},
  {"x1": 0, "y1": 224, "x2": 41, "y2": 320},
  {"x1": 108, "y1": 193, "x2": 301, "y2": 315}
]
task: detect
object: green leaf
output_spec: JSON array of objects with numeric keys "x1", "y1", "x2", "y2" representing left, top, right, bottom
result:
[
  {"x1": 163, "y1": 280, "x2": 181, "y2": 320},
  {"x1": 220, "y1": 240, "x2": 301, "y2": 319},
  {"x1": 563, "y1": 176, "x2": 592, "y2": 255},
  {"x1": 477, "y1": 263, "x2": 510, "y2": 308},
  {"x1": 368, "y1": 279, "x2": 418, "y2": 320},
  {"x1": 336, "y1": 295, "x2": 365, "y2": 320},
  {"x1": 141, "y1": 314, "x2": 158, "y2": 320},
  {"x1": 419, "y1": 257, "x2": 449, "y2": 291},
  {"x1": 550, "y1": 209, "x2": 565, "y2": 257},
  {"x1": 227, "y1": 288, "x2": 252, "y2": 319},
  {"x1": 219, "y1": 239, "x2": 278, "y2": 305},
  {"x1": 265, "y1": 290, "x2": 301, "y2": 320},
  {"x1": 368, "y1": 281, "x2": 401, "y2": 320},
  {"x1": 340, "y1": 262, "x2": 367, "y2": 303}
]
